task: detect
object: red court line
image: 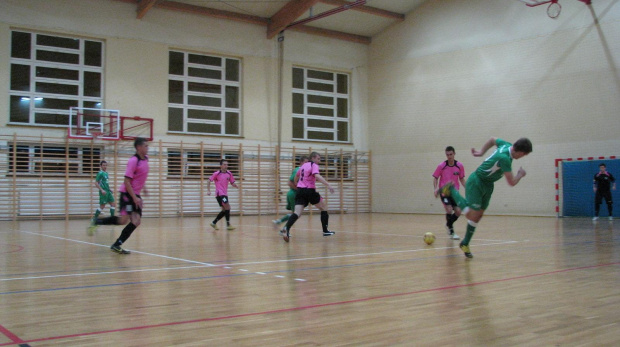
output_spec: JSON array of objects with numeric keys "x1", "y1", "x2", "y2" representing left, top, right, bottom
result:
[
  {"x1": 1, "y1": 261, "x2": 619, "y2": 346},
  {"x1": 0, "y1": 324, "x2": 25, "y2": 345}
]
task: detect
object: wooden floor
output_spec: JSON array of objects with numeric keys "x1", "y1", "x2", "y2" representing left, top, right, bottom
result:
[{"x1": 0, "y1": 214, "x2": 619, "y2": 346}]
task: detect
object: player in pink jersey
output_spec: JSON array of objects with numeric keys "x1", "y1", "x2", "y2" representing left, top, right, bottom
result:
[
  {"x1": 433, "y1": 146, "x2": 466, "y2": 240},
  {"x1": 207, "y1": 159, "x2": 239, "y2": 230},
  {"x1": 279, "y1": 152, "x2": 335, "y2": 242},
  {"x1": 88, "y1": 137, "x2": 150, "y2": 254}
]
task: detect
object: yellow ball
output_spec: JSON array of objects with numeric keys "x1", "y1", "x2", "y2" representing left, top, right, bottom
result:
[{"x1": 423, "y1": 232, "x2": 436, "y2": 245}]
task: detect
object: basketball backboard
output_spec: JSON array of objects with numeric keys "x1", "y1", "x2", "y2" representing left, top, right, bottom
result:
[{"x1": 68, "y1": 107, "x2": 121, "y2": 141}]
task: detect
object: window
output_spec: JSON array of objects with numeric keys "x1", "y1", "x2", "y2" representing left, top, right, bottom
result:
[
  {"x1": 8, "y1": 144, "x2": 102, "y2": 176},
  {"x1": 168, "y1": 51, "x2": 241, "y2": 136},
  {"x1": 9, "y1": 31, "x2": 104, "y2": 127},
  {"x1": 322, "y1": 154, "x2": 351, "y2": 180},
  {"x1": 167, "y1": 150, "x2": 240, "y2": 179},
  {"x1": 292, "y1": 67, "x2": 350, "y2": 143}
]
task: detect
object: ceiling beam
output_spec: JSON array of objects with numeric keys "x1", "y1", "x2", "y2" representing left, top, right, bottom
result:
[
  {"x1": 155, "y1": 1, "x2": 269, "y2": 26},
  {"x1": 318, "y1": 0, "x2": 405, "y2": 21},
  {"x1": 290, "y1": 25, "x2": 370, "y2": 44},
  {"x1": 136, "y1": 0, "x2": 159, "y2": 19},
  {"x1": 113, "y1": 0, "x2": 369, "y2": 44},
  {"x1": 267, "y1": 0, "x2": 320, "y2": 39}
]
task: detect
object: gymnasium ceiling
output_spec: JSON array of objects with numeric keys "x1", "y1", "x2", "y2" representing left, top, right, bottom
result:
[{"x1": 115, "y1": 0, "x2": 429, "y2": 44}]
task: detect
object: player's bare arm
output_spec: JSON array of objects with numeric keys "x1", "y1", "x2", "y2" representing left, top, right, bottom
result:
[
  {"x1": 471, "y1": 137, "x2": 498, "y2": 157},
  {"x1": 504, "y1": 167, "x2": 526, "y2": 187},
  {"x1": 315, "y1": 173, "x2": 334, "y2": 193}
]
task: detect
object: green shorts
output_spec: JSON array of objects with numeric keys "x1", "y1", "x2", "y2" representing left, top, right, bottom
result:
[
  {"x1": 465, "y1": 173, "x2": 494, "y2": 211},
  {"x1": 99, "y1": 190, "x2": 115, "y2": 205},
  {"x1": 286, "y1": 189, "x2": 297, "y2": 211}
]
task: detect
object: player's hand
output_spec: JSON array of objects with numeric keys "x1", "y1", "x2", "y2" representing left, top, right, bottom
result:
[
  {"x1": 434, "y1": 189, "x2": 439, "y2": 198},
  {"x1": 207, "y1": 190, "x2": 211, "y2": 196},
  {"x1": 101, "y1": 190, "x2": 106, "y2": 195},
  {"x1": 471, "y1": 148, "x2": 483, "y2": 157},
  {"x1": 328, "y1": 186, "x2": 334, "y2": 194},
  {"x1": 143, "y1": 188, "x2": 149, "y2": 197},
  {"x1": 518, "y1": 167, "x2": 526, "y2": 177},
  {"x1": 135, "y1": 197, "x2": 143, "y2": 209}
]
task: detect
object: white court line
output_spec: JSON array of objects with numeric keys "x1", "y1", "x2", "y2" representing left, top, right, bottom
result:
[
  {"x1": 9, "y1": 230, "x2": 520, "y2": 282},
  {"x1": 238, "y1": 224, "x2": 512, "y2": 242}
]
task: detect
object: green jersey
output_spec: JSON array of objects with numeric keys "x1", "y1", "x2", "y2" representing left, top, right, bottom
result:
[
  {"x1": 475, "y1": 138, "x2": 513, "y2": 183},
  {"x1": 289, "y1": 167, "x2": 300, "y2": 190},
  {"x1": 95, "y1": 170, "x2": 111, "y2": 193}
]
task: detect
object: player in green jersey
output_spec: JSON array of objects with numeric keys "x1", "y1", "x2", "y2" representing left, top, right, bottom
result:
[
  {"x1": 91, "y1": 160, "x2": 116, "y2": 223},
  {"x1": 440, "y1": 137, "x2": 533, "y2": 258},
  {"x1": 273, "y1": 156, "x2": 309, "y2": 226}
]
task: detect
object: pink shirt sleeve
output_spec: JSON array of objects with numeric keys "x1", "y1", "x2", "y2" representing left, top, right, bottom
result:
[
  {"x1": 432, "y1": 163, "x2": 443, "y2": 178},
  {"x1": 124, "y1": 156, "x2": 138, "y2": 179}
]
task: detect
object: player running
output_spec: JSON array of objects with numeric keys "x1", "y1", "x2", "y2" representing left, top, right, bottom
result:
[{"x1": 440, "y1": 137, "x2": 532, "y2": 258}]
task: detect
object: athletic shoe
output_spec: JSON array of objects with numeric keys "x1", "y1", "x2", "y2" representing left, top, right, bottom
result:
[
  {"x1": 609, "y1": 217, "x2": 614, "y2": 221},
  {"x1": 450, "y1": 233, "x2": 461, "y2": 240},
  {"x1": 86, "y1": 224, "x2": 98, "y2": 236},
  {"x1": 272, "y1": 219, "x2": 281, "y2": 225},
  {"x1": 459, "y1": 242, "x2": 473, "y2": 258},
  {"x1": 210, "y1": 222, "x2": 219, "y2": 230},
  {"x1": 280, "y1": 227, "x2": 290, "y2": 242},
  {"x1": 227, "y1": 225, "x2": 236, "y2": 230},
  {"x1": 323, "y1": 231, "x2": 336, "y2": 237},
  {"x1": 438, "y1": 182, "x2": 453, "y2": 197},
  {"x1": 592, "y1": 216, "x2": 598, "y2": 221},
  {"x1": 110, "y1": 244, "x2": 130, "y2": 254}
]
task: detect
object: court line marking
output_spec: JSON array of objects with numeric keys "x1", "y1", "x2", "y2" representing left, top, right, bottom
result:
[
  {"x1": 241, "y1": 224, "x2": 512, "y2": 242},
  {"x1": 1, "y1": 261, "x2": 618, "y2": 346},
  {"x1": 4, "y1": 230, "x2": 518, "y2": 282}
]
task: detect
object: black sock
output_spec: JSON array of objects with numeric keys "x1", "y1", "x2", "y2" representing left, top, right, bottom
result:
[
  {"x1": 321, "y1": 211, "x2": 329, "y2": 233},
  {"x1": 285, "y1": 213, "x2": 299, "y2": 230},
  {"x1": 225, "y1": 210, "x2": 230, "y2": 224},
  {"x1": 97, "y1": 216, "x2": 119, "y2": 225},
  {"x1": 213, "y1": 210, "x2": 225, "y2": 224},
  {"x1": 445, "y1": 213, "x2": 452, "y2": 227},
  {"x1": 608, "y1": 203, "x2": 613, "y2": 216},
  {"x1": 115, "y1": 223, "x2": 137, "y2": 245},
  {"x1": 451, "y1": 214, "x2": 459, "y2": 225}
]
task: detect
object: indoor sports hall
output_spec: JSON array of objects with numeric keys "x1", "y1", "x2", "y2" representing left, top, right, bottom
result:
[{"x1": 1, "y1": 0, "x2": 619, "y2": 346}]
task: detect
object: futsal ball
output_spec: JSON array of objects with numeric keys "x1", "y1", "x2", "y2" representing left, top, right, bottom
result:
[{"x1": 423, "y1": 232, "x2": 436, "y2": 245}]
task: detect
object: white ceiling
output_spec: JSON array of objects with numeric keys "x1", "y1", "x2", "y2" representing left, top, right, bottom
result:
[{"x1": 127, "y1": 0, "x2": 430, "y2": 43}]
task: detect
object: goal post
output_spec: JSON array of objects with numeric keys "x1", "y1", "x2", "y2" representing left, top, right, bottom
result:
[{"x1": 556, "y1": 156, "x2": 619, "y2": 217}]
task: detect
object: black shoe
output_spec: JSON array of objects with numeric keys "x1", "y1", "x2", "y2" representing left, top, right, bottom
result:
[
  {"x1": 323, "y1": 231, "x2": 336, "y2": 237},
  {"x1": 459, "y1": 242, "x2": 473, "y2": 258},
  {"x1": 110, "y1": 244, "x2": 130, "y2": 254}
]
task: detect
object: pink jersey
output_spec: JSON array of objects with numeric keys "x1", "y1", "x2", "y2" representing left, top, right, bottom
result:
[
  {"x1": 296, "y1": 161, "x2": 320, "y2": 189},
  {"x1": 432, "y1": 160, "x2": 465, "y2": 190},
  {"x1": 119, "y1": 155, "x2": 149, "y2": 195},
  {"x1": 209, "y1": 170, "x2": 235, "y2": 196}
]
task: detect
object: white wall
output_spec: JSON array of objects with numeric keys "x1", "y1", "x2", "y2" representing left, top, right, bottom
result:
[
  {"x1": 369, "y1": 0, "x2": 620, "y2": 216},
  {"x1": 0, "y1": 0, "x2": 369, "y2": 150}
]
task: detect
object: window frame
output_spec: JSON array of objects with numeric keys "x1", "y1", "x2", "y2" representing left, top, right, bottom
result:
[
  {"x1": 9, "y1": 30, "x2": 105, "y2": 128},
  {"x1": 8, "y1": 143, "x2": 103, "y2": 177},
  {"x1": 168, "y1": 50, "x2": 242, "y2": 137},
  {"x1": 292, "y1": 67, "x2": 351, "y2": 143},
  {"x1": 166, "y1": 149, "x2": 240, "y2": 179}
]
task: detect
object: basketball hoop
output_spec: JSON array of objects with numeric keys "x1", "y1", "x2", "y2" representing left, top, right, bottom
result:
[
  {"x1": 90, "y1": 131, "x2": 104, "y2": 140},
  {"x1": 547, "y1": 1, "x2": 561, "y2": 19}
]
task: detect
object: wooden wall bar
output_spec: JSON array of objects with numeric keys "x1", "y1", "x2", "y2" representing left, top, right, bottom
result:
[{"x1": 0, "y1": 134, "x2": 371, "y2": 220}]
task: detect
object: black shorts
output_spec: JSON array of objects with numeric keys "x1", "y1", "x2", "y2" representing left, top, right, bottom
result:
[
  {"x1": 440, "y1": 194, "x2": 457, "y2": 208},
  {"x1": 119, "y1": 192, "x2": 142, "y2": 216},
  {"x1": 216, "y1": 195, "x2": 230, "y2": 207},
  {"x1": 595, "y1": 191, "x2": 613, "y2": 205},
  {"x1": 295, "y1": 188, "x2": 321, "y2": 207}
]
